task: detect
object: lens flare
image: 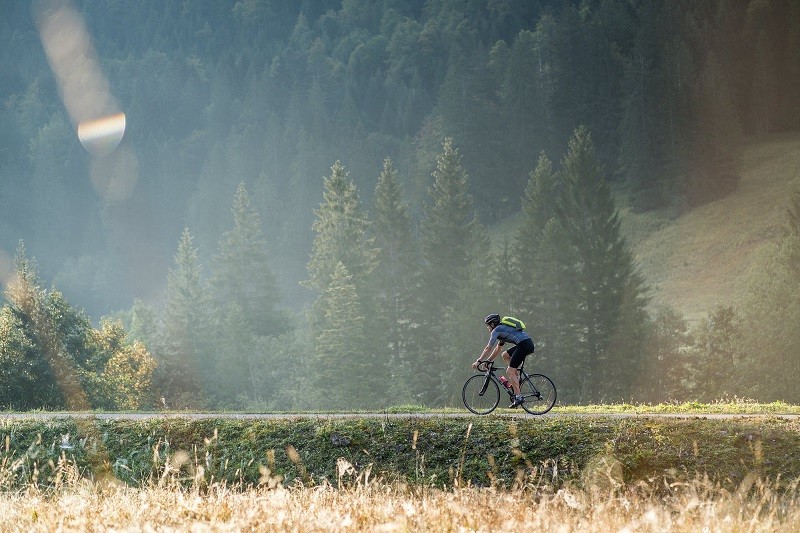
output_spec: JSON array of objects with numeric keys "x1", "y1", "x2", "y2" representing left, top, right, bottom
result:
[
  {"x1": 78, "y1": 113, "x2": 127, "y2": 157},
  {"x1": 34, "y1": 0, "x2": 127, "y2": 157}
]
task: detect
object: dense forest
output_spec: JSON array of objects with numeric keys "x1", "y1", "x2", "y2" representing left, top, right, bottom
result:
[{"x1": 1, "y1": 0, "x2": 799, "y2": 409}]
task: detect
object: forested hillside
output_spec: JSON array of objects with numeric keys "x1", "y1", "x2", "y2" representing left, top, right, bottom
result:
[{"x1": 1, "y1": 0, "x2": 799, "y2": 409}]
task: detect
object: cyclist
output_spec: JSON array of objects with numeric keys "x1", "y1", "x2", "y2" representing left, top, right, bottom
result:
[{"x1": 472, "y1": 313, "x2": 535, "y2": 408}]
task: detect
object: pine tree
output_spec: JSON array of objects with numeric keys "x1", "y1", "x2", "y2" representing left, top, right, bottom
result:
[
  {"x1": 736, "y1": 186, "x2": 800, "y2": 402},
  {"x1": 313, "y1": 262, "x2": 371, "y2": 409},
  {"x1": 372, "y1": 158, "x2": 417, "y2": 401},
  {"x1": 0, "y1": 242, "x2": 61, "y2": 408},
  {"x1": 158, "y1": 228, "x2": 209, "y2": 408},
  {"x1": 513, "y1": 153, "x2": 560, "y2": 316},
  {"x1": 305, "y1": 160, "x2": 379, "y2": 318},
  {"x1": 416, "y1": 138, "x2": 483, "y2": 404},
  {"x1": 213, "y1": 302, "x2": 254, "y2": 407},
  {"x1": 693, "y1": 305, "x2": 741, "y2": 401},
  {"x1": 641, "y1": 306, "x2": 692, "y2": 403},
  {"x1": 658, "y1": 29, "x2": 695, "y2": 195},
  {"x1": 128, "y1": 298, "x2": 159, "y2": 352},
  {"x1": 419, "y1": 138, "x2": 477, "y2": 309},
  {"x1": 305, "y1": 162, "x2": 380, "y2": 407},
  {"x1": 210, "y1": 182, "x2": 282, "y2": 337},
  {"x1": 533, "y1": 219, "x2": 583, "y2": 396},
  {"x1": 555, "y1": 126, "x2": 649, "y2": 402}
]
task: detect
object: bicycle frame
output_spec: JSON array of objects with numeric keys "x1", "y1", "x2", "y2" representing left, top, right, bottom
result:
[
  {"x1": 477, "y1": 360, "x2": 544, "y2": 403},
  {"x1": 465, "y1": 360, "x2": 556, "y2": 415}
]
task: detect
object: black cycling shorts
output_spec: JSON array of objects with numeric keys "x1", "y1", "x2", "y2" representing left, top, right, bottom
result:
[{"x1": 507, "y1": 338, "x2": 535, "y2": 369}]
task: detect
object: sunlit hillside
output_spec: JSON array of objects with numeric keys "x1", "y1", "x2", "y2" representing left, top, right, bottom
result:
[{"x1": 623, "y1": 133, "x2": 800, "y2": 321}]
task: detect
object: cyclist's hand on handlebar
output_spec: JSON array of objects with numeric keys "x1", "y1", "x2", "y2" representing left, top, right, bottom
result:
[{"x1": 472, "y1": 359, "x2": 483, "y2": 369}]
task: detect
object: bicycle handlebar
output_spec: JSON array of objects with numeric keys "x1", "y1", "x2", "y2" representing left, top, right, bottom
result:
[{"x1": 475, "y1": 360, "x2": 496, "y2": 372}]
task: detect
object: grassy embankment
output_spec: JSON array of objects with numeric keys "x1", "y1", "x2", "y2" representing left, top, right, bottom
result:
[
  {"x1": 2, "y1": 410, "x2": 800, "y2": 491},
  {"x1": 2, "y1": 410, "x2": 800, "y2": 529}
]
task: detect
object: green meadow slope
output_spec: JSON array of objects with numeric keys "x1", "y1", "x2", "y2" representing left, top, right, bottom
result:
[{"x1": 623, "y1": 133, "x2": 800, "y2": 321}]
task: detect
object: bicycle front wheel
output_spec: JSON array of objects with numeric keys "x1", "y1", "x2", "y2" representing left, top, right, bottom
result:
[
  {"x1": 520, "y1": 374, "x2": 557, "y2": 415},
  {"x1": 462, "y1": 374, "x2": 500, "y2": 415}
]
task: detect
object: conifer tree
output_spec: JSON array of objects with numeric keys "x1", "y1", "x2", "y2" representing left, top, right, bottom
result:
[
  {"x1": 158, "y1": 228, "x2": 209, "y2": 408},
  {"x1": 513, "y1": 154, "x2": 583, "y2": 392},
  {"x1": 1, "y1": 242, "x2": 116, "y2": 410},
  {"x1": 305, "y1": 161, "x2": 379, "y2": 318},
  {"x1": 693, "y1": 305, "x2": 741, "y2": 401},
  {"x1": 210, "y1": 182, "x2": 282, "y2": 337},
  {"x1": 641, "y1": 306, "x2": 692, "y2": 403},
  {"x1": 617, "y1": 29, "x2": 662, "y2": 210},
  {"x1": 419, "y1": 139, "x2": 477, "y2": 309},
  {"x1": 313, "y1": 262, "x2": 372, "y2": 409},
  {"x1": 416, "y1": 138, "x2": 483, "y2": 403},
  {"x1": 213, "y1": 302, "x2": 253, "y2": 406},
  {"x1": 513, "y1": 153, "x2": 560, "y2": 315},
  {"x1": 372, "y1": 158, "x2": 417, "y2": 400},
  {"x1": 555, "y1": 126, "x2": 649, "y2": 402},
  {"x1": 128, "y1": 298, "x2": 159, "y2": 353},
  {"x1": 305, "y1": 162, "x2": 380, "y2": 407}
]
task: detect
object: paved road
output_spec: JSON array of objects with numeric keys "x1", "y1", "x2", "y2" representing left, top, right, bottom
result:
[{"x1": 2, "y1": 411, "x2": 799, "y2": 420}]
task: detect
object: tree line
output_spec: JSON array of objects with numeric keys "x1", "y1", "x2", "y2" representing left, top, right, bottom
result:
[
  {"x1": 1, "y1": 0, "x2": 799, "y2": 316},
  {"x1": 3, "y1": 127, "x2": 798, "y2": 409}
]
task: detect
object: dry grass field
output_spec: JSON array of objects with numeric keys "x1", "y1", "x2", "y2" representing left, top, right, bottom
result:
[
  {"x1": 3, "y1": 413, "x2": 800, "y2": 530},
  {"x1": 1, "y1": 475, "x2": 799, "y2": 532}
]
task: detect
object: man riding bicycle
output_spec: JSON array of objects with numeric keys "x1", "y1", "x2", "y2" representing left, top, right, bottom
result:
[{"x1": 472, "y1": 313, "x2": 535, "y2": 408}]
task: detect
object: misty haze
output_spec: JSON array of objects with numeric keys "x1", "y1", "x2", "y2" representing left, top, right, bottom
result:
[{"x1": 1, "y1": 0, "x2": 799, "y2": 412}]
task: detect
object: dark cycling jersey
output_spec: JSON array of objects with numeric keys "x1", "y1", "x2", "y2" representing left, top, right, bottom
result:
[{"x1": 488, "y1": 324, "x2": 531, "y2": 348}]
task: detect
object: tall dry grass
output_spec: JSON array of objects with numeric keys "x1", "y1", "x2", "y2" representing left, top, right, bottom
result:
[{"x1": 1, "y1": 473, "x2": 798, "y2": 531}]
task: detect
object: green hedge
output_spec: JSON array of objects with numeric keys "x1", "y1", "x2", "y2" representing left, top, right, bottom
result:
[{"x1": 1, "y1": 415, "x2": 799, "y2": 491}]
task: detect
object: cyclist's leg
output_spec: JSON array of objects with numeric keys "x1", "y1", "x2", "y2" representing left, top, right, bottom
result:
[
  {"x1": 505, "y1": 345, "x2": 521, "y2": 395},
  {"x1": 507, "y1": 339, "x2": 534, "y2": 396}
]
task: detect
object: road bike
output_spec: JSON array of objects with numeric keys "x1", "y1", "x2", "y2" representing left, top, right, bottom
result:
[{"x1": 462, "y1": 360, "x2": 556, "y2": 415}]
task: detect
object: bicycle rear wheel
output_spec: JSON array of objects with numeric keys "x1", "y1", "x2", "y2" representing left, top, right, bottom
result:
[
  {"x1": 462, "y1": 374, "x2": 500, "y2": 415},
  {"x1": 519, "y1": 373, "x2": 557, "y2": 415}
]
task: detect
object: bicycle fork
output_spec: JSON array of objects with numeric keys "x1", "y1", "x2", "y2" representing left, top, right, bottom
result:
[{"x1": 478, "y1": 375, "x2": 491, "y2": 396}]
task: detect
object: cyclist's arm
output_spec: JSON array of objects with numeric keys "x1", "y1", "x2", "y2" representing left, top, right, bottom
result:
[{"x1": 473, "y1": 340, "x2": 503, "y2": 367}]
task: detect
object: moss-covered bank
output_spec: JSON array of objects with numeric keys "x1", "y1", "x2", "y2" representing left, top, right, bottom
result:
[{"x1": 1, "y1": 415, "x2": 798, "y2": 491}]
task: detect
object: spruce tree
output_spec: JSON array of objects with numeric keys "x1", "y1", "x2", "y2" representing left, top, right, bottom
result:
[
  {"x1": 313, "y1": 262, "x2": 371, "y2": 409},
  {"x1": 158, "y1": 228, "x2": 209, "y2": 408},
  {"x1": 555, "y1": 126, "x2": 649, "y2": 402},
  {"x1": 213, "y1": 302, "x2": 253, "y2": 407},
  {"x1": 513, "y1": 153, "x2": 560, "y2": 316},
  {"x1": 417, "y1": 138, "x2": 483, "y2": 404},
  {"x1": 305, "y1": 160, "x2": 379, "y2": 319},
  {"x1": 305, "y1": 162, "x2": 380, "y2": 406},
  {"x1": 210, "y1": 182, "x2": 282, "y2": 337},
  {"x1": 737, "y1": 186, "x2": 800, "y2": 402},
  {"x1": 533, "y1": 219, "x2": 582, "y2": 396},
  {"x1": 372, "y1": 158, "x2": 417, "y2": 401}
]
